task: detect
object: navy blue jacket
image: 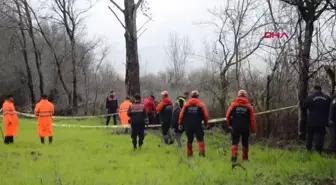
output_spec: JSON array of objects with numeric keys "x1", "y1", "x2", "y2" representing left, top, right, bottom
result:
[
  {"x1": 127, "y1": 102, "x2": 147, "y2": 127},
  {"x1": 156, "y1": 97, "x2": 173, "y2": 124},
  {"x1": 178, "y1": 98, "x2": 208, "y2": 130},
  {"x1": 304, "y1": 91, "x2": 331, "y2": 127}
]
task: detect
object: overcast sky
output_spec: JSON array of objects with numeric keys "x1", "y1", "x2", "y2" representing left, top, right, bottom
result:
[{"x1": 85, "y1": 0, "x2": 228, "y2": 77}]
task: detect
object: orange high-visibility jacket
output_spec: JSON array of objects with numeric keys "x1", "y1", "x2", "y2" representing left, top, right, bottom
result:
[
  {"x1": 2, "y1": 100, "x2": 19, "y2": 136},
  {"x1": 34, "y1": 99, "x2": 54, "y2": 137},
  {"x1": 118, "y1": 100, "x2": 132, "y2": 127}
]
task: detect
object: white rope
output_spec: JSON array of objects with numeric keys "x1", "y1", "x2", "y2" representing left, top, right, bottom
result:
[{"x1": 51, "y1": 105, "x2": 298, "y2": 129}]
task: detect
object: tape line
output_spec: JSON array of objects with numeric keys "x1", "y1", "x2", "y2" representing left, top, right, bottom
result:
[
  {"x1": 52, "y1": 105, "x2": 298, "y2": 129},
  {"x1": 0, "y1": 105, "x2": 298, "y2": 129}
]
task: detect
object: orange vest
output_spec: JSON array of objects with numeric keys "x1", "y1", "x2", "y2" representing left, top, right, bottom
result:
[
  {"x1": 34, "y1": 99, "x2": 54, "y2": 137},
  {"x1": 118, "y1": 100, "x2": 132, "y2": 127},
  {"x1": 2, "y1": 100, "x2": 19, "y2": 136}
]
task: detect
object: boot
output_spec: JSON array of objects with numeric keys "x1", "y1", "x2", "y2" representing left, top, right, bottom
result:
[
  {"x1": 163, "y1": 135, "x2": 169, "y2": 144},
  {"x1": 139, "y1": 140, "x2": 143, "y2": 149},
  {"x1": 40, "y1": 137, "x2": 45, "y2": 144},
  {"x1": 132, "y1": 141, "x2": 137, "y2": 150},
  {"x1": 9, "y1": 136, "x2": 14, "y2": 144},
  {"x1": 175, "y1": 134, "x2": 182, "y2": 148},
  {"x1": 242, "y1": 147, "x2": 249, "y2": 160},
  {"x1": 4, "y1": 136, "x2": 10, "y2": 144},
  {"x1": 49, "y1": 136, "x2": 53, "y2": 144},
  {"x1": 187, "y1": 142, "x2": 193, "y2": 157},
  {"x1": 231, "y1": 145, "x2": 238, "y2": 163},
  {"x1": 198, "y1": 142, "x2": 205, "y2": 157}
]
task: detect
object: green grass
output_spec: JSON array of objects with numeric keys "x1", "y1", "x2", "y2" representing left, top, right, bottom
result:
[{"x1": 0, "y1": 119, "x2": 336, "y2": 185}]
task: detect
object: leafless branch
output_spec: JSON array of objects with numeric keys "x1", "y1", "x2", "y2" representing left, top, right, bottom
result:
[
  {"x1": 108, "y1": 6, "x2": 126, "y2": 30},
  {"x1": 109, "y1": 0, "x2": 124, "y2": 13}
]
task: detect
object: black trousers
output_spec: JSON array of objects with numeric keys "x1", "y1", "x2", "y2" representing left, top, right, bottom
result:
[
  {"x1": 331, "y1": 124, "x2": 336, "y2": 153},
  {"x1": 155, "y1": 114, "x2": 161, "y2": 125},
  {"x1": 106, "y1": 109, "x2": 117, "y2": 125},
  {"x1": 231, "y1": 128, "x2": 249, "y2": 148},
  {"x1": 40, "y1": 136, "x2": 53, "y2": 144},
  {"x1": 161, "y1": 121, "x2": 171, "y2": 135},
  {"x1": 147, "y1": 113, "x2": 154, "y2": 125},
  {"x1": 185, "y1": 126, "x2": 204, "y2": 143},
  {"x1": 131, "y1": 125, "x2": 145, "y2": 147},
  {"x1": 306, "y1": 126, "x2": 326, "y2": 153},
  {"x1": 4, "y1": 136, "x2": 14, "y2": 144}
]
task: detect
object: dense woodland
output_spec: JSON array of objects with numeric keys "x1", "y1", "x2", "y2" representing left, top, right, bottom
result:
[{"x1": 0, "y1": 0, "x2": 335, "y2": 140}]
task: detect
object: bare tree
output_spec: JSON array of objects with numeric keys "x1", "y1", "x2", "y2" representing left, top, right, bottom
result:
[
  {"x1": 280, "y1": 0, "x2": 331, "y2": 140},
  {"x1": 108, "y1": 0, "x2": 151, "y2": 97},
  {"x1": 26, "y1": 3, "x2": 72, "y2": 111},
  {"x1": 48, "y1": 0, "x2": 95, "y2": 115},
  {"x1": 197, "y1": 0, "x2": 268, "y2": 114},
  {"x1": 13, "y1": 0, "x2": 36, "y2": 111},
  {"x1": 165, "y1": 32, "x2": 193, "y2": 88},
  {"x1": 22, "y1": 0, "x2": 44, "y2": 97},
  {"x1": 92, "y1": 46, "x2": 110, "y2": 115}
]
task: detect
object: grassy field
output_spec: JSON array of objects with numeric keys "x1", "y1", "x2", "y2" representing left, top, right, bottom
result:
[{"x1": 0, "y1": 119, "x2": 336, "y2": 185}]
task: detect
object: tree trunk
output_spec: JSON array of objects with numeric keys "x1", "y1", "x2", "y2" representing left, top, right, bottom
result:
[
  {"x1": 71, "y1": 40, "x2": 78, "y2": 114},
  {"x1": 124, "y1": 0, "x2": 141, "y2": 97},
  {"x1": 29, "y1": 7, "x2": 72, "y2": 112},
  {"x1": 15, "y1": 0, "x2": 35, "y2": 111},
  {"x1": 23, "y1": 0, "x2": 44, "y2": 97},
  {"x1": 219, "y1": 70, "x2": 229, "y2": 115},
  {"x1": 265, "y1": 75, "x2": 271, "y2": 137},
  {"x1": 83, "y1": 66, "x2": 89, "y2": 115},
  {"x1": 298, "y1": 20, "x2": 314, "y2": 141}
]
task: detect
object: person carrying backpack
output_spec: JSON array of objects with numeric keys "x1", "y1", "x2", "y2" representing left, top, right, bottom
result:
[{"x1": 176, "y1": 92, "x2": 189, "y2": 109}]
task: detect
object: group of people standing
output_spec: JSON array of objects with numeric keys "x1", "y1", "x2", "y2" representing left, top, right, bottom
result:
[{"x1": 2, "y1": 94, "x2": 54, "y2": 145}]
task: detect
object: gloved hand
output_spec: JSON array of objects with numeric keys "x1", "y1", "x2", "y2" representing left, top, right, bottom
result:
[
  {"x1": 145, "y1": 118, "x2": 149, "y2": 125},
  {"x1": 178, "y1": 125, "x2": 183, "y2": 131},
  {"x1": 202, "y1": 124, "x2": 209, "y2": 130}
]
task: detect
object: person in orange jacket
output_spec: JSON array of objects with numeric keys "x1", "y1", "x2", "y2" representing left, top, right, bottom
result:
[
  {"x1": 2, "y1": 94, "x2": 19, "y2": 144},
  {"x1": 156, "y1": 91, "x2": 173, "y2": 144},
  {"x1": 178, "y1": 90, "x2": 208, "y2": 157},
  {"x1": 226, "y1": 90, "x2": 256, "y2": 162},
  {"x1": 118, "y1": 96, "x2": 132, "y2": 127},
  {"x1": 34, "y1": 94, "x2": 55, "y2": 144}
]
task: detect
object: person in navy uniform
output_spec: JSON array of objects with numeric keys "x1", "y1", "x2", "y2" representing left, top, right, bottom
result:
[
  {"x1": 127, "y1": 93, "x2": 148, "y2": 150},
  {"x1": 106, "y1": 90, "x2": 118, "y2": 125},
  {"x1": 304, "y1": 85, "x2": 331, "y2": 154}
]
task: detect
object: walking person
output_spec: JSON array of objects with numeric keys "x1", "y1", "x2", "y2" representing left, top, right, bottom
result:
[
  {"x1": 176, "y1": 92, "x2": 189, "y2": 109},
  {"x1": 156, "y1": 91, "x2": 174, "y2": 144},
  {"x1": 178, "y1": 90, "x2": 208, "y2": 157},
  {"x1": 106, "y1": 90, "x2": 118, "y2": 125},
  {"x1": 304, "y1": 85, "x2": 331, "y2": 154},
  {"x1": 226, "y1": 90, "x2": 256, "y2": 162},
  {"x1": 127, "y1": 93, "x2": 148, "y2": 150},
  {"x1": 34, "y1": 94, "x2": 55, "y2": 144},
  {"x1": 2, "y1": 95, "x2": 19, "y2": 144},
  {"x1": 172, "y1": 102, "x2": 184, "y2": 148}
]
